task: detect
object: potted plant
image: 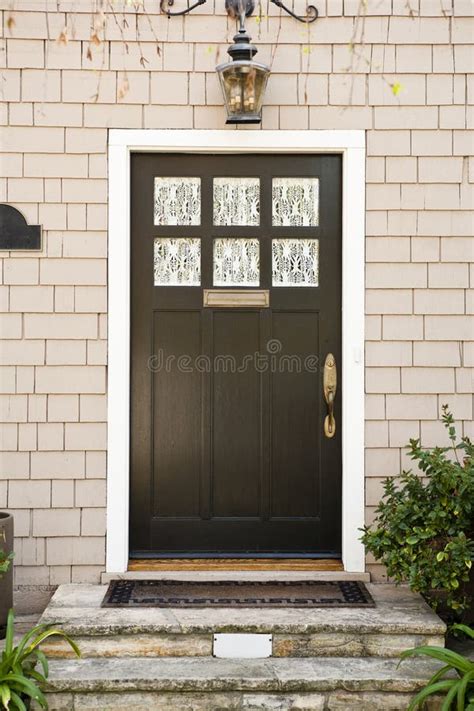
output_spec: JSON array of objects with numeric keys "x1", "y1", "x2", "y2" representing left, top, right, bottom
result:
[
  {"x1": 0, "y1": 609, "x2": 80, "y2": 710},
  {"x1": 362, "y1": 406, "x2": 474, "y2": 621},
  {"x1": 0, "y1": 512, "x2": 14, "y2": 640}
]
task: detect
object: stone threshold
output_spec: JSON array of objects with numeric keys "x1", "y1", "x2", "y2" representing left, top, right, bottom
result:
[{"x1": 102, "y1": 570, "x2": 370, "y2": 583}]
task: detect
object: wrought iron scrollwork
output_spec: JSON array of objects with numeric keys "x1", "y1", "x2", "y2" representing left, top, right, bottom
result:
[
  {"x1": 160, "y1": 0, "x2": 207, "y2": 16},
  {"x1": 159, "y1": 0, "x2": 318, "y2": 22},
  {"x1": 269, "y1": 0, "x2": 318, "y2": 23}
]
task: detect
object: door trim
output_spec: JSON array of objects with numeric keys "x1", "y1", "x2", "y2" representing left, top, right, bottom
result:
[{"x1": 107, "y1": 129, "x2": 365, "y2": 574}]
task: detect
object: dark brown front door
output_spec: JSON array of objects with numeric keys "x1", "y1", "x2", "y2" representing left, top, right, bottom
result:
[{"x1": 130, "y1": 153, "x2": 342, "y2": 557}]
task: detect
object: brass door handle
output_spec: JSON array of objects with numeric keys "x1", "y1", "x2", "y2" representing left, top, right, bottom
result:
[{"x1": 323, "y1": 353, "x2": 337, "y2": 438}]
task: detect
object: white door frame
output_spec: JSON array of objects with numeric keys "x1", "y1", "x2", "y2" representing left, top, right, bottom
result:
[{"x1": 107, "y1": 129, "x2": 366, "y2": 574}]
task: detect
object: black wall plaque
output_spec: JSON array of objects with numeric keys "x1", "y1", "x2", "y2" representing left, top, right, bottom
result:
[{"x1": 0, "y1": 204, "x2": 42, "y2": 250}]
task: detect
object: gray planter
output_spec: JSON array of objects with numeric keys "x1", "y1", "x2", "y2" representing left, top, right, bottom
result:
[{"x1": 0, "y1": 511, "x2": 13, "y2": 639}]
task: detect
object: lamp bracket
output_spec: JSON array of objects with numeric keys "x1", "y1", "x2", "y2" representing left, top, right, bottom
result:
[
  {"x1": 225, "y1": 0, "x2": 255, "y2": 19},
  {"x1": 269, "y1": 0, "x2": 318, "y2": 23},
  {"x1": 161, "y1": 0, "x2": 318, "y2": 23},
  {"x1": 160, "y1": 0, "x2": 207, "y2": 17}
]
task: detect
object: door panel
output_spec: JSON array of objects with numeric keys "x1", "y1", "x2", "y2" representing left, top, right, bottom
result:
[
  {"x1": 130, "y1": 153, "x2": 342, "y2": 557},
  {"x1": 212, "y1": 311, "x2": 261, "y2": 518},
  {"x1": 270, "y1": 311, "x2": 320, "y2": 519},
  {"x1": 152, "y1": 310, "x2": 201, "y2": 518}
]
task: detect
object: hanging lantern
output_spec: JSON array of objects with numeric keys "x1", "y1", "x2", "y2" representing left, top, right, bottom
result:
[
  {"x1": 161, "y1": 0, "x2": 318, "y2": 126},
  {"x1": 216, "y1": 1, "x2": 270, "y2": 124}
]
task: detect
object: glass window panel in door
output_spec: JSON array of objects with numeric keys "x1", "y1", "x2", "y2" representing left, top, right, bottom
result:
[
  {"x1": 154, "y1": 238, "x2": 201, "y2": 286},
  {"x1": 272, "y1": 238, "x2": 319, "y2": 287},
  {"x1": 213, "y1": 177, "x2": 260, "y2": 226},
  {"x1": 213, "y1": 238, "x2": 260, "y2": 286},
  {"x1": 154, "y1": 177, "x2": 201, "y2": 226},
  {"x1": 272, "y1": 177, "x2": 319, "y2": 227}
]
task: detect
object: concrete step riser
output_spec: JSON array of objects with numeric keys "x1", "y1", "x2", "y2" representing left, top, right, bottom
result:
[
  {"x1": 37, "y1": 689, "x2": 443, "y2": 710},
  {"x1": 42, "y1": 631, "x2": 445, "y2": 659}
]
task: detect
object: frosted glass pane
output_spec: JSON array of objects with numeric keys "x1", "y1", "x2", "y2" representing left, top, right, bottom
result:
[
  {"x1": 154, "y1": 238, "x2": 201, "y2": 286},
  {"x1": 154, "y1": 177, "x2": 201, "y2": 226},
  {"x1": 272, "y1": 239, "x2": 319, "y2": 287},
  {"x1": 213, "y1": 177, "x2": 260, "y2": 226},
  {"x1": 214, "y1": 238, "x2": 260, "y2": 287},
  {"x1": 272, "y1": 178, "x2": 319, "y2": 226}
]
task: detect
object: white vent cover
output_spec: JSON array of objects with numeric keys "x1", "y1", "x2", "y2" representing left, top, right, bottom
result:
[{"x1": 213, "y1": 633, "x2": 272, "y2": 659}]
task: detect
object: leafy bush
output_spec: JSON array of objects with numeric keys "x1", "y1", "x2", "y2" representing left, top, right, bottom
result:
[
  {"x1": 400, "y1": 624, "x2": 474, "y2": 710},
  {"x1": 0, "y1": 608, "x2": 80, "y2": 710},
  {"x1": 361, "y1": 406, "x2": 474, "y2": 615},
  {"x1": 0, "y1": 550, "x2": 13, "y2": 578}
]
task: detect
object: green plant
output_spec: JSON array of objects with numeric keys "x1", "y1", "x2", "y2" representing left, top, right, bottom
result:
[
  {"x1": 0, "y1": 550, "x2": 13, "y2": 578},
  {"x1": 361, "y1": 406, "x2": 474, "y2": 615},
  {"x1": 400, "y1": 624, "x2": 474, "y2": 710},
  {"x1": 0, "y1": 609, "x2": 80, "y2": 710}
]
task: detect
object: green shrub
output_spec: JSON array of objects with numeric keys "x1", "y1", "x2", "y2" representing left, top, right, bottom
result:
[
  {"x1": 0, "y1": 550, "x2": 13, "y2": 578},
  {"x1": 361, "y1": 406, "x2": 474, "y2": 615}
]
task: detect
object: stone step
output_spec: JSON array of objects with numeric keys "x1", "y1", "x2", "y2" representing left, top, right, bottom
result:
[
  {"x1": 39, "y1": 582, "x2": 446, "y2": 660},
  {"x1": 37, "y1": 655, "x2": 444, "y2": 710}
]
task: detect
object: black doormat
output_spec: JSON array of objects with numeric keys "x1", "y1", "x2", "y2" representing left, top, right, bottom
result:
[{"x1": 102, "y1": 579, "x2": 375, "y2": 608}]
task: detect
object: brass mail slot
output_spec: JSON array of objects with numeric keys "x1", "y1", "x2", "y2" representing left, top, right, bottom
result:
[{"x1": 203, "y1": 289, "x2": 270, "y2": 308}]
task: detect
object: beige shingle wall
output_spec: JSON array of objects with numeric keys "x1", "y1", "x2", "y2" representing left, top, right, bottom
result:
[{"x1": 0, "y1": 0, "x2": 473, "y2": 584}]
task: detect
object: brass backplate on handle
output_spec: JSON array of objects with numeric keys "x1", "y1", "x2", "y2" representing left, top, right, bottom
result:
[{"x1": 323, "y1": 353, "x2": 337, "y2": 438}]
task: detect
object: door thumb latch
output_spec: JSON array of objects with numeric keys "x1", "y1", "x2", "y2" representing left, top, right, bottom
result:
[{"x1": 323, "y1": 353, "x2": 337, "y2": 438}]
